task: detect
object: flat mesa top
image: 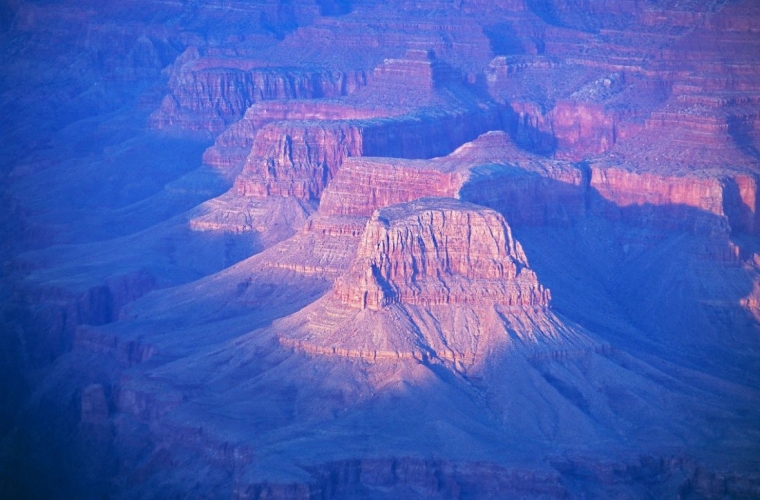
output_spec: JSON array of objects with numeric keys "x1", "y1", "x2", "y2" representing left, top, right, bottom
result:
[{"x1": 372, "y1": 196, "x2": 498, "y2": 223}]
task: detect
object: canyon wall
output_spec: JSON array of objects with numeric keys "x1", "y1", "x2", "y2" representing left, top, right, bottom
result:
[
  {"x1": 4, "y1": 0, "x2": 760, "y2": 498},
  {"x1": 151, "y1": 54, "x2": 369, "y2": 135},
  {"x1": 233, "y1": 107, "x2": 503, "y2": 201},
  {"x1": 334, "y1": 198, "x2": 549, "y2": 310}
]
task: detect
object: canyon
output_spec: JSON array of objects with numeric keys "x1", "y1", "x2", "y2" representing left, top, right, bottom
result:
[{"x1": 1, "y1": 0, "x2": 760, "y2": 498}]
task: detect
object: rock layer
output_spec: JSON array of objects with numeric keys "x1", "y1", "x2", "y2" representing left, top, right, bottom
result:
[
  {"x1": 4, "y1": 0, "x2": 760, "y2": 499},
  {"x1": 589, "y1": 167, "x2": 760, "y2": 235},
  {"x1": 232, "y1": 107, "x2": 503, "y2": 201},
  {"x1": 334, "y1": 198, "x2": 548, "y2": 310},
  {"x1": 151, "y1": 52, "x2": 369, "y2": 135}
]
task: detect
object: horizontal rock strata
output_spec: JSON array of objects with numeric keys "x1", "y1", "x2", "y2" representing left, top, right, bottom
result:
[{"x1": 334, "y1": 198, "x2": 549, "y2": 310}]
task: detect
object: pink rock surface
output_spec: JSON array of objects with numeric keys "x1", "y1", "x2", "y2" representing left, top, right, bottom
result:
[
  {"x1": 334, "y1": 198, "x2": 547, "y2": 310},
  {"x1": 4, "y1": 0, "x2": 760, "y2": 498},
  {"x1": 151, "y1": 52, "x2": 369, "y2": 135},
  {"x1": 231, "y1": 107, "x2": 502, "y2": 201},
  {"x1": 589, "y1": 167, "x2": 760, "y2": 234}
]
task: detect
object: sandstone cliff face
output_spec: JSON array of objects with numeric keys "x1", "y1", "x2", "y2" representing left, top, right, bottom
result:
[
  {"x1": 151, "y1": 55, "x2": 369, "y2": 134},
  {"x1": 334, "y1": 198, "x2": 548, "y2": 310},
  {"x1": 14, "y1": 270, "x2": 156, "y2": 363},
  {"x1": 232, "y1": 107, "x2": 502, "y2": 201},
  {"x1": 318, "y1": 158, "x2": 463, "y2": 217},
  {"x1": 549, "y1": 100, "x2": 618, "y2": 159},
  {"x1": 201, "y1": 98, "x2": 393, "y2": 174},
  {"x1": 320, "y1": 131, "x2": 586, "y2": 225},
  {"x1": 487, "y1": 60, "x2": 624, "y2": 159},
  {"x1": 588, "y1": 167, "x2": 760, "y2": 235},
  {"x1": 200, "y1": 47, "x2": 504, "y2": 203},
  {"x1": 315, "y1": 126, "x2": 759, "y2": 237},
  {"x1": 234, "y1": 121, "x2": 365, "y2": 200},
  {"x1": 275, "y1": 197, "x2": 568, "y2": 367}
]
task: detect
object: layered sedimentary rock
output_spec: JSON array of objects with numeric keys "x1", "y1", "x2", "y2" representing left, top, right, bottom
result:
[
  {"x1": 200, "y1": 99, "x2": 391, "y2": 174},
  {"x1": 333, "y1": 198, "x2": 548, "y2": 310},
  {"x1": 320, "y1": 131, "x2": 585, "y2": 225},
  {"x1": 234, "y1": 121, "x2": 364, "y2": 200},
  {"x1": 233, "y1": 109, "x2": 502, "y2": 201},
  {"x1": 151, "y1": 51, "x2": 369, "y2": 135},
  {"x1": 318, "y1": 156, "x2": 463, "y2": 217},
  {"x1": 317, "y1": 129, "x2": 760, "y2": 236},
  {"x1": 13, "y1": 270, "x2": 156, "y2": 363},
  {"x1": 5, "y1": 0, "x2": 760, "y2": 499},
  {"x1": 280, "y1": 10, "x2": 495, "y2": 73},
  {"x1": 194, "y1": 49, "x2": 504, "y2": 244},
  {"x1": 248, "y1": 131, "x2": 583, "y2": 285},
  {"x1": 588, "y1": 167, "x2": 760, "y2": 235},
  {"x1": 277, "y1": 197, "x2": 568, "y2": 366},
  {"x1": 223, "y1": 50, "x2": 503, "y2": 201},
  {"x1": 251, "y1": 212, "x2": 367, "y2": 280},
  {"x1": 483, "y1": 0, "x2": 760, "y2": 163}
]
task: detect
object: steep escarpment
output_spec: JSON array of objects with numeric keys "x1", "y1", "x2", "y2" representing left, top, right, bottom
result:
[
  {"x1": 588, "y1": 167, "x2": 760, "y2": 235},
  {"x1": 218, "y1": 50, "x2": 503, "y2": 202},
  {"x1": 277, "y1": 198, "x2": 563, "y2": 367},
  {"x1": 193, "y1": 51, "x2": 504, "y2": 235},
  {"x1": 319, "y1": 131, "x2": 585, "y2": 225},
  {"x1": 200, "y1": 99, "x2": 391, "y2": 175},
  {"x1": 150, "y1": 57, "x2": 369, "y2": 135},
  {"x1": 233, "y1": 107, "x2": 502, "y2": 201},
  {"x1": 316, "y1": 128, "x2": 760, "y2": 236},
  {"x1": 484, "y1": 0, "x2": 760, "y2": 164},
  {"x1": 333, "y1": 198, "x2": 548, "y2": 310}
]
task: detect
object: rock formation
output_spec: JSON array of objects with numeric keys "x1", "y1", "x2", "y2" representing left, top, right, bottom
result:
[
  {"x1": 192, "y1": 49, "x2": 503, "y2": 234},
  {"x1": 3, "y1": 0, "x2": 760, "y2": 498},
  {"x1": 279, "y1": 198, "x2": 566, "y2": 367},
  {"x1": 319, "y1": 131, "x2": 585, "y2": 224},
  {"x1": 333, "y1": 198, "x2": 548, "y2": 310},
  {"x1": 151, "y1": 59, "x2": 369, "y2": 135}
]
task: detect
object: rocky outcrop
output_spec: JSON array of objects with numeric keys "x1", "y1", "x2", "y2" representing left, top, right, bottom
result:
[
  {"x1": 229, "y1": 454, "x2": 760, "y2": 500},
  {"x1": 370, "y1": 49, "x2": 462, "y2": 91},
  {"x1": 549, "y1": 100, "x2": 618, "y2": 159},
  {"x1": 275, "y1": 197, "x2": 568, "y2": 366},
  {"x1": 315, "y1": 126, "x2": 759, "y2": 235},
  {"x1": 320, "y1": 131, "x2": 585, "y2": 225},
  {"x1": 151, "y1": 53, "x2": 369, "y2": 135},
  {"x1": 201, "y1": 46, "x2": 505, "y2": 199},
  {"x1": 233, "y1": 107, "x2": 503, "y2": 201},
  {"x1": 74, "y1": 327, "x2": 155, "y2": 367},
  {"x1": 7, "y1": 1, "x2": 760, "y2": 499},
  {"x1": 488, "y1": 58, "x2": 629, "y2": 159},
  {"x1": 234, "y1": 121, "x2": 364, "y2": 200},
  {"x1": 589, "y1": 167, "x2": 760, "y2": 235},
  {"x1": 247, "y1": 213, "x2": 366, "y2": 279},
  {"x1": 201, "y1": 98, "x2": 393, "y2": 174},
  {"x1": 234, "y1": 458, "x2": 569, "y2": 500},
  {"x1": 317, "y1": 157, "x2": 463, "y2": 217},
  {"x1": 333, "y1": 198, "x2": 549, "y2": 310},
  {"x1": 188, "y1": 191, "x2": 315, "y2": 244},
  {"x1": 15, "y1": 270, "x2": 156, "y2": 363}
]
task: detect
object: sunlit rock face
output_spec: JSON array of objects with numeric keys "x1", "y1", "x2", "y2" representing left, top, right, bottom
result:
[
  {"x1": 334, "y1": 198, "x2": 547, "y2": 310},
  {"x1": 2, "y1": 0, "x2": 760, "y2": 498}
]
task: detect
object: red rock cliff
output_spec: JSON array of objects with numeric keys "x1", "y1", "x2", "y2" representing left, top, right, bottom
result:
[
  {"x1": 334, "y1": 198, "x2": 549, "y2": 310},
  {"x1": 233, "y1": 107, "x2": 502, "y2": 201},
  {"x1": 151, "y1": 52, "x2": 368, "y2": 135}
]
